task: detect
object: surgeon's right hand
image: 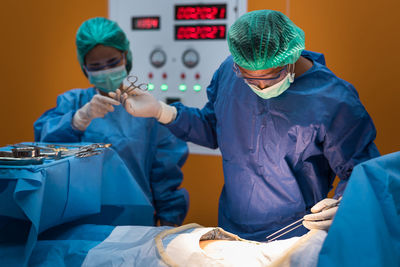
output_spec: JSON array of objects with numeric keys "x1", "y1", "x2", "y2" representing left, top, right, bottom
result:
[
  {"x1": 303, "y1": 198, "x2": 340, "y2": 231},
  {"x1": 72, "y1": 94, "x2": 120, "y2": 131},
  {"x1": 110, "y1": 89, "x2": 177, "y2": 124}
]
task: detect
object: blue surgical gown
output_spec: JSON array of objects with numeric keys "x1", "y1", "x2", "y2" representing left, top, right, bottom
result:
[
  {"x1": 34, "y1": 88, "x2": 189, "y2": 225},
  {"x1": 165, "y1": 50, "x2": 380, "y2": 241}
]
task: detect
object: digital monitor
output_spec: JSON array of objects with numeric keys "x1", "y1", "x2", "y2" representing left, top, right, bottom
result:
[
  {"x1": 175, "y1": 24, "x2": 226, "y2": 40},
  {"x1": 131, "y1": 16, "x2": 160, "y2": 30},
  {"x1": 175, "y1": 4, "x2": 227, "y2": 20}
]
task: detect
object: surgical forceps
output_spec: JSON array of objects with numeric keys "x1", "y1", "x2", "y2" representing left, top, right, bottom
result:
[
  {"x1": 121, "y1": 75, "x2": 148, "y2": 95},
  {"x1": 73, "y1": 143, "x2": 112, "y2": 158},
  {"x1": 265, "y1": 198, "x2": 341, "y2": 242}
]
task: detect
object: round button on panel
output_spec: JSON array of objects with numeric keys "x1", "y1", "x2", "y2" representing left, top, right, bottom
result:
[
  {"x1": 182, "y1": 49, "x2": 199, "y2": 69},
  {"x1": 150, "y1": 49, "x2": 167, "y2": 68}
]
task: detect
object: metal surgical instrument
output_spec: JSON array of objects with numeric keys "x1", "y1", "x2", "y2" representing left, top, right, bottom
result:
[
  {"x1": 122, "y1": 75, "x2": 148, "y2": 95},
  {"x1": 7, "y1": 143, "x2": 111, "y2": 159},
  {"x1": 265, "y1": 199, "x2": 341, "y2": 242}
]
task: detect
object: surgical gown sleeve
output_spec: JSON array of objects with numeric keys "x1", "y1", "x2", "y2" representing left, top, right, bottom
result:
[
  {"x1": 322, "y1": 83, "x2": 380, "y2": 196},
  {"x1": 34, "y1": 90, "x2": 86, "y2": 142},
  {"x1": 166, "y1": 71, "x2": 219, "y2": 149},
  {"x1": 150, "y1": 125, "x2": 189, "y2": 225}
]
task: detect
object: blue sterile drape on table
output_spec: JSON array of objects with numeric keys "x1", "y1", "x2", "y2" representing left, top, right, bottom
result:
[{"x1": 0, "y1": 143, "x2": 153, "y2": 266}]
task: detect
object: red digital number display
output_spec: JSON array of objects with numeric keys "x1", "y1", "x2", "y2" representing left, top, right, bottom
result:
[
  {"x1": 175, "y1": 25, "x2": 226, "y2": 40},
  {"x1": 175, "y1": 4, "x2": 227, "y2": 20},
  {"x1": 131, "y1": 17, "x2": 160, "y2": 30}
]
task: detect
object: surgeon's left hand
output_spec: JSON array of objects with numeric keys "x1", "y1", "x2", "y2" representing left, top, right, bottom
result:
[{"x1": 303, "y1": 198, "x2": 341, "y2": 231}]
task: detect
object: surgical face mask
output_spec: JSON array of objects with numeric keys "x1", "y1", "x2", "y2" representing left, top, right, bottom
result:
[
  {"x1": 246, "y1": 69, "x2": 295, "y2": 99},
  {"x1": 87, "y1": 64, "x2": 127, "y2": 93}
]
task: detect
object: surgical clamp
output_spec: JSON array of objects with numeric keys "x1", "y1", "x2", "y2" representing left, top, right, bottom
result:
[{"x1": 122, "y1": 75, "x2": 148, "y2": 95}]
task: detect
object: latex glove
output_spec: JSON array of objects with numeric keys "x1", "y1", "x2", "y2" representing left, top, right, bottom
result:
[
  {"x1": 72, "y1": 94, "x2": 120, "y2": 131},
  {"x1": 109, "y1": 89, "x2": 177, "y2": 124},
  {"x1": 303, "y1": 198, "x2": 341, "y2": 231}
]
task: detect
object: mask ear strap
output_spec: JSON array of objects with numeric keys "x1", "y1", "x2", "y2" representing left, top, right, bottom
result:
[
  {"x1": 290, "y1": 63, "x2": 296, "y2": 80},
  {"x1": 290, "y1": 63, "x2": 295, "y2": 74},
  {"x1": 289, "y1": 63, "x2": 296, "y2": 81},
  {"x1": 83, "y1": 66, "x2": 91, "y2": 77},
  {"x1": 122, "y1": 52, "x2": 127, "y2": 67}
]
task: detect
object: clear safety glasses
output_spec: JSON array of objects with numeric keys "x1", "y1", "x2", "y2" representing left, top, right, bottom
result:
[
  {"x1": 233, "y1": 63, "x2": 289, "y2": 87},
  {"x1": 85, "y1": 53, "x2": 125, "y2": 72}
]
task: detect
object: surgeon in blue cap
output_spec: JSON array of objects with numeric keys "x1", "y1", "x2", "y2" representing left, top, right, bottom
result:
[
  {"x1": 34, "y1": 17, "x2": 189, "y2": 226},
  {"x1": 109, "y1": 10, "x2": 380, "y2": 241}
]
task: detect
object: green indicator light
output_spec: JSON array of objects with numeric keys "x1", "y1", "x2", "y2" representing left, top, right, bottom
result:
[
  {"x1": 193, "y1": 84, "x2": 202, "y2": 92},
  {"x1": 179, "y1": 84, "x2": 187, "y2": 91},
  {"x1": 147, "y1": 83, "x2": 155, "y2": 91},
  {"x1": 160, "y1": 84, "x2": 168, "y2": 91}
]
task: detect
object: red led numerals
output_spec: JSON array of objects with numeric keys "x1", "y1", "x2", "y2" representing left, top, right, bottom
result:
[
  {"x1": 176, "y1": 25, "x2": 226, "y2": 40},
  {"x1": 175, "y1": 5, "x2": 226, "y2": 20},
  {"x1": 136, "y1": 18, "x2": 159, "y2": 29}
]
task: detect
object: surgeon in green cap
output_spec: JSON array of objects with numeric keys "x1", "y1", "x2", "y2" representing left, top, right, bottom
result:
[
  {"x1": 34, "y1": 17, "x2": 189, "y2": 227},
  {"x1": 108, "y1": 10, "x2": 379, "y2": 241}
]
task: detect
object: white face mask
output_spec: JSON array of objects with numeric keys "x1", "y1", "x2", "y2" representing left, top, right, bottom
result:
[{"x1": 247, "y1": 67, "x2": 295, "y2": 99}]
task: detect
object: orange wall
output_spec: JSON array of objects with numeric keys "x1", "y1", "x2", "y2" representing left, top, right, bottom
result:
[
  {"x1": 1, "y1": 0, "x2": 399, "y2": 227},
  {"x1": 0, "y1": 0, "x2": 106, "y2": 146}
]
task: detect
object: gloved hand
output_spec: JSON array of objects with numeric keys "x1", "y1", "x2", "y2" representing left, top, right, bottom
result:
[
  {"x1": 72, "y1": 94, "x2": 120, "y2": 131},
  {"x1": 109, "y1": 89, "x2": 177, "y2": 124},
  {"x1": 303, "y1": 198, "x2": 341, "y2": 231}
]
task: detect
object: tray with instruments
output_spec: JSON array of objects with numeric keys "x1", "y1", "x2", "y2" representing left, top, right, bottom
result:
[{"x1": 0, "y1": 143, "x2": 111, "y2": 165}]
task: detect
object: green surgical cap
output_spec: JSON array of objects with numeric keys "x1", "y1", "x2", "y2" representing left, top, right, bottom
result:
[
  {"x1": 228, "y1": 10, "x2": 305, "y2": 70},
  {"x1": 76, "y1": 17, "x2": 132, "y2": 75}
]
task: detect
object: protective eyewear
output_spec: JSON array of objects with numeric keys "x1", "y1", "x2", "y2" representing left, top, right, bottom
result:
[
  {"x1": 233, "y1": 63, "x2": 288, "y2": 86},
  {"x1": 85, "y1": 53, "x2": 125, "y2": 72}
]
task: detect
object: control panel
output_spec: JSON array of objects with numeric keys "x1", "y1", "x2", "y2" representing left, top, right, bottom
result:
[{"x1": 109, "y1": 0, "x2": 247, "y2": 154}]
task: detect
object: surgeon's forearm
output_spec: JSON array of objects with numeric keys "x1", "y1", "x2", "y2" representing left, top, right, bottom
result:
[
  {"x1": 164, "y1": 103, "x2": 219, "y2": 149},
  {"x1": 333, "y1": 179, "x2": 348, "y2": 199},
  {"x1": 36, "y1": 115, "x2": 83, "y2": 142}
]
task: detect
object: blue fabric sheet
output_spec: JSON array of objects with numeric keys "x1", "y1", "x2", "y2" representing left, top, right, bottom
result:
[
  {"x1": 318, "y1": 152, "x2": 400, "y2": 267},
  {"x1": 29, "y1": 224, "x2": 115, "y2": 267},
  {"x1": 0, "y1": 144, "x2": 154, "y2": 266}
]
